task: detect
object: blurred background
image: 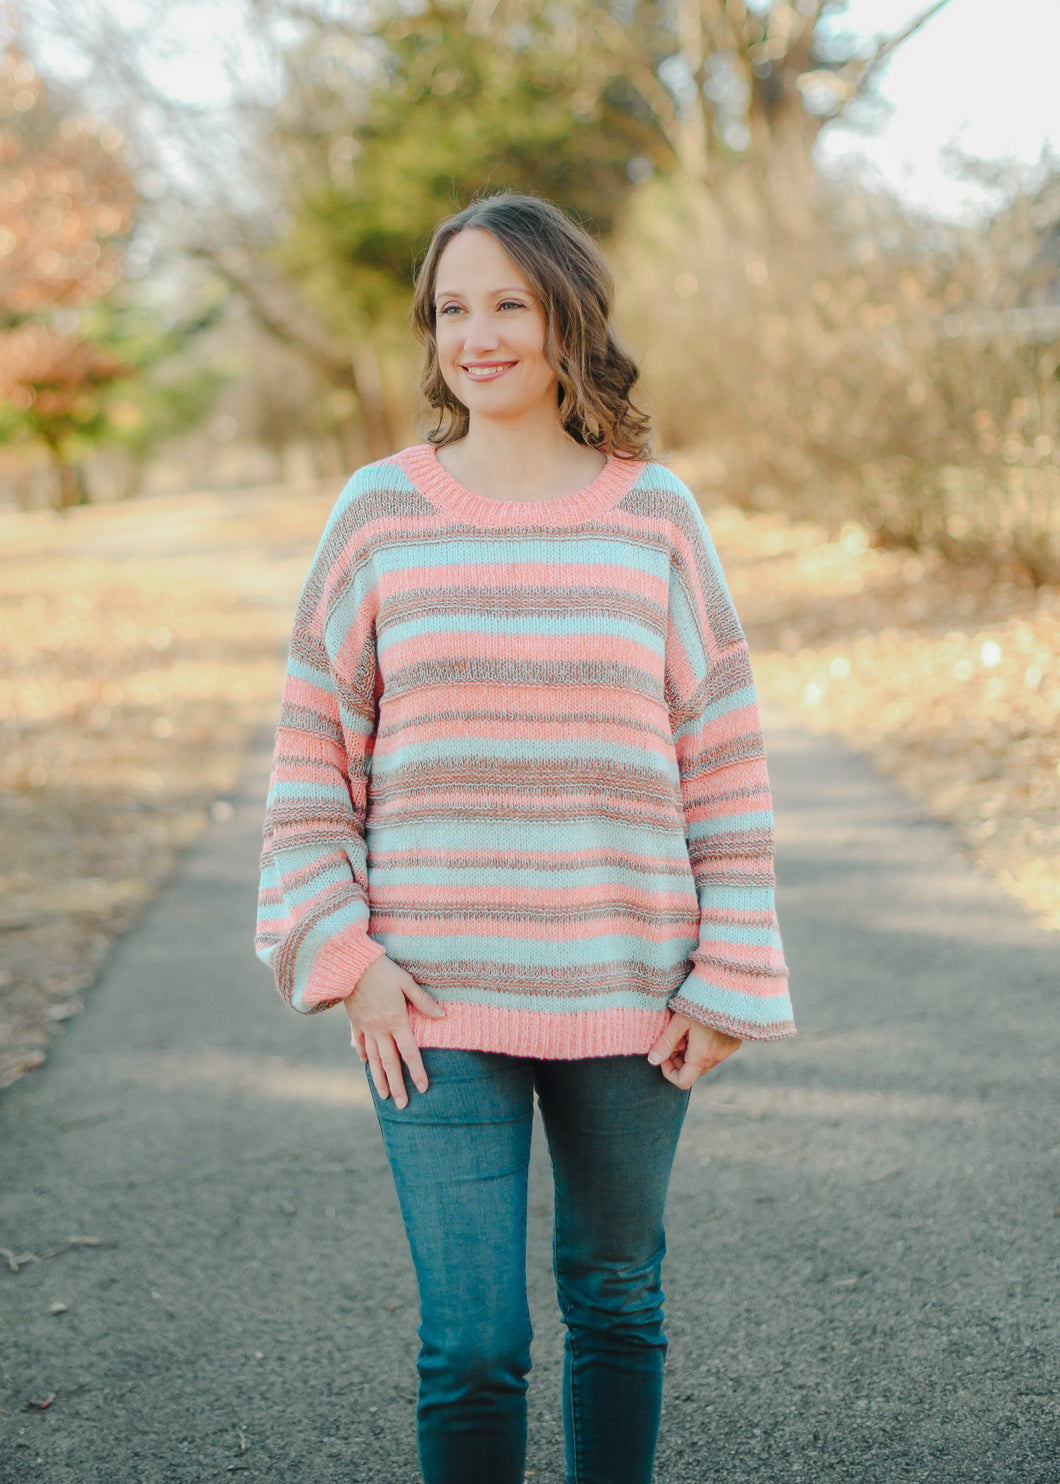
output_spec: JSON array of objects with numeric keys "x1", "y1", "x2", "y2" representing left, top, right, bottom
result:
[{"x1": 1, "y1": 0, "x2": 1057, "y2": 1086}]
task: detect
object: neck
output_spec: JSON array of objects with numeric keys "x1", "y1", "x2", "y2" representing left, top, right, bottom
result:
[{"x1": 456, "y1": 410, "x2": 597, "y2": 484}]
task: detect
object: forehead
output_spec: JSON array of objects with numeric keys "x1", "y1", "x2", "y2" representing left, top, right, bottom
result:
[{"x1": 434, "y1": 227, "x2": 532, "y2": 294}]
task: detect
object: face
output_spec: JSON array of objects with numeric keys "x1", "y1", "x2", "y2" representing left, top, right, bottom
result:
[{"x1": 432, "y1": 228, "x2": 560, "y2": 427}]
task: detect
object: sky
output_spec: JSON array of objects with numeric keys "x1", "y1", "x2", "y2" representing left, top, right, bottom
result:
[
  {"x1": 816, "y1": 0, "x2": 1060, "y2": 217},
  {"x1": 23, "y1": 0, "x2": 1060, "y2": 222}
]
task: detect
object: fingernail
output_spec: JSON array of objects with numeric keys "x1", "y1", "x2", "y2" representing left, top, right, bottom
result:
[
  {"x1": 415, "y1": 1082, "x2": 427, "y2": 1094},
  {"x1": 647, "y1": 1052, "x2": 661, "y2": 1065}
]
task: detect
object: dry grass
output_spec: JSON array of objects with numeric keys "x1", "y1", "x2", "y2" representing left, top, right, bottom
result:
[
  {"x1": 0, "y1": 481, "x2": 338, "y2": 1089},
  {"x1": 670, "y1": 450, "x2": 1060, "y2": 936},
  {"x1": 1, "y1": 469, "x2": 1056, "y2": 1092}
]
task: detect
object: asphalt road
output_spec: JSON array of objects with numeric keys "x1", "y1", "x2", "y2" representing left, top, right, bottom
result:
[{"x1": 1, "y1": 697, "x2": 1057, "y2": 1484}]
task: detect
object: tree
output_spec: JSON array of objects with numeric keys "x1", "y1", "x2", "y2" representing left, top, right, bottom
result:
[
  {"x1": 18, "y1": 0, "x2": 955, "y2": 460},
  {"x1": 189, "y1": 0, "x2": 956, "y2": 452},
  {"x1": 0, "y1": 36, "x2": 226, "y2": 506},
  {"x1": 0, "y1": 40, "x2": 138, "y2": 505},
  {"x1": 268, "y1": 0, "x2": 671, "y2": 451}
]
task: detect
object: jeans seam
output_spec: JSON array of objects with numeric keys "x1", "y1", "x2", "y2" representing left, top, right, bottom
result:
[
  {"x1": 550, "y1": 1143, "x2": 582, "y2": 1484},
  {"x1": 566, "y1": 1329, "x2": 583, "y2": 1484}
]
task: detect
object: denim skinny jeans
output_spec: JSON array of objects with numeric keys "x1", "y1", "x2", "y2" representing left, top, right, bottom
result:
[{"x1": 367, "y1": 1048, "x2": 691, "y2": 1484}]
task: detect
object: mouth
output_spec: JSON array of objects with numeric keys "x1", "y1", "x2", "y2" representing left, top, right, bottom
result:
[{"x1": 461, "y1": 362, "x2": 517, "y2": 381}]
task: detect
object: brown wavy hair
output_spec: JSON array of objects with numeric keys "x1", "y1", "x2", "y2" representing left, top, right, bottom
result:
[{"x1": 409, "y1": 191, "x2": 653, "y2": 460}]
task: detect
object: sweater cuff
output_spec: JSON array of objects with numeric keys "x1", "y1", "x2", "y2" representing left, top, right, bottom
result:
[
  {"x1": 668, "y1": 964, "x2": 796, "y2": 1042},
  {"x1": 301, "y1": 927, "x2": 387, "y2": 1012}
]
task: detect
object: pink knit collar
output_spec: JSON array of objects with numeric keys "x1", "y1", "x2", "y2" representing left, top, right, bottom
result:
[{"x1": 396, "y1": 441, "x2": 646, "y2": 527}]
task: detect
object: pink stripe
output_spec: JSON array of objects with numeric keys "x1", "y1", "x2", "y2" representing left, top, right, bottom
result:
[
  {"x1": 368, "y1": 912, "x2": 690, "y2": 943},
  {"x1": 673, "y1": 703, "x2": 765, "y2": 751},
  {"x1": 690, "y1": 951, "x2": 788, "y2": 989},
  {"x1": 270, "y1": 761, "x2": 349, "y2": 787},
  {"x1": 690, "y1": 863, "x2": 776, "y2": 884},
  {"x1": 376, "y1": 715, "x2": 671, "y2": 750},
  {"x1": 383, "y1": 628, "x2": 660, "y2": 671},
  {"x1": 302, "y1": 927, "x2": 385, "y2": 1008},
  {"x1": 281, "y1": 675, "x2": 337, "y2": 712},
  {"x1": 367, "y1": 884, "x2": 696, "y2": 908},
  {"x1": 380, "y1": 680, "x2": 660, "y2": 716},
  {"x1": 685, "y1": 798, "x2": 771, "y2": 827},
  {"x1": 378, "y1": 561, "x2": 668, "y2": 603}
]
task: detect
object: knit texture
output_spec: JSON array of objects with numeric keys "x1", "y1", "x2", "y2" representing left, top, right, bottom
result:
[{"x1": 255, "y1": 442, "x2": 795, "y2": 1056}]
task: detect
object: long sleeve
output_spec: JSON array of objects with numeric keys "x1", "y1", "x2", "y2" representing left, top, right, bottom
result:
[
  {"x1": 664, "y1": 487, "x2": 795, "y2": 1041},
  {"x1": 254, "y1": 486, "x2": 386, "y2": 1013}
]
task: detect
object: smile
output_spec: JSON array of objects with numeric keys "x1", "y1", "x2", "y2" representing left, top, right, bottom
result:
[{"x1": 461, "y1": 363, "x2": 517, "y2": 380}]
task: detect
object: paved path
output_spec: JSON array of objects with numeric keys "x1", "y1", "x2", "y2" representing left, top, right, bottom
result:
[{"x1": 1, "y1": 699, "x2": 1056, "y2": 1483}]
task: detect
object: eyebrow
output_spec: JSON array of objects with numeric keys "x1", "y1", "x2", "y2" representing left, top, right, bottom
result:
[{"x1": 433, "y1": 286, "x2": 531, "y2": 302}]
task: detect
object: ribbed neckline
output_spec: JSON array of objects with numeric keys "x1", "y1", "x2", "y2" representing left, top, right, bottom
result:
[{"x1": 397, "y1": 441, "x2": 646, "y2": 527}]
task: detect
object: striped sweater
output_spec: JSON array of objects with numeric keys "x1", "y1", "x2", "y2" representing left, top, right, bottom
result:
[{"x1": 255, "y1": 441, "x2": 794, "y2": 1057}]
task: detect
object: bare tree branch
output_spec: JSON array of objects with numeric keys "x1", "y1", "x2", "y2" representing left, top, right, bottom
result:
[
  {"x1": 842, "y1": 0, "x2": 953, "y2": 108},
  {"x1": 187, "y1": 244, "x2": 359, "y2": 392},
  {"x1": 567, "y1": 1, "x2": 684, "y2": 164}
]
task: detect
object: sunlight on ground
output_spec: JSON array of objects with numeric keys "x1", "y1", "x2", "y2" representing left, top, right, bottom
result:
[{"x1": 104, "y1": 1046, "x2": 377, "y2": 1109}]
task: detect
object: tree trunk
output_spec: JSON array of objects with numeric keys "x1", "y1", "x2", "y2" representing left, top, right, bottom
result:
[
  {"x1": 351, "y1": 343, "x2": 398, "y2": 459},
  {"x1": 44, "y1": 442, "x2": 88, "y2": 512}
]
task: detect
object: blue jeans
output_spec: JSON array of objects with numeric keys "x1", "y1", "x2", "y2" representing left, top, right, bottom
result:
[{"x1": 367, "y1": 1049, "x2": 691, "y2": 1484}]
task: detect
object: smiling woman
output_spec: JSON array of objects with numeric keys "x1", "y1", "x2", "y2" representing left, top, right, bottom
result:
[
  {"x1": 428, "y1": 228, "x2": 564, "y2": 480},
  {"x1": 408, "y1": 192, "x2": 653, "y2": 495},
  {"x1": 255, "y1": 189, "x2": 794, "y2": 1484}
]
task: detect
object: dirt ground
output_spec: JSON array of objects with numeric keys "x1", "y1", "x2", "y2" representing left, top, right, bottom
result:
[{"x1": 1, "y1": 471, "x2": 1056, "y2": 1092}]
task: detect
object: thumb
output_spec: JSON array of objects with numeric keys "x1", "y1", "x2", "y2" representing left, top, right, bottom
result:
[
  {"x1": 647, "y1": 1014, "x2": 686, "y2": 1066},
  {"x1": 403, "y1": 978, "x2": 446, "y2": 1019}
]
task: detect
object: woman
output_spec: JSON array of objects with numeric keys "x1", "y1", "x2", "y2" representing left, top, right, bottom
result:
[{"x1": 256, "y1": 190, "x2": 795, "y2": 1484}]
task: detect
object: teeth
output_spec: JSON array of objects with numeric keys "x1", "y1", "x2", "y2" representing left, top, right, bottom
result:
[{"x1": 464, "y1": 364, "x2": 513, "y2": 378}]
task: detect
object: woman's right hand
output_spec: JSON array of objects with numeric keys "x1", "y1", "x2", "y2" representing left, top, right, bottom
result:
[{"x1": 342, "y1": 955, "x2": 445, "y2": 1109}]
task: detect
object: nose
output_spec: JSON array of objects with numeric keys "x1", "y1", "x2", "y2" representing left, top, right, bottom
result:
[{"x1": 463, "y1": 308, "x2": 501, "y2": 354}]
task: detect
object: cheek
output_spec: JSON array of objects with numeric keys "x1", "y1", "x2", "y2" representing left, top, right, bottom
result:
[
  {"x1": 434, "y1": 324, "x2": 458, "y2": 358},
  {"x1": 435, "y1": 336, "x2": 464, "y2": 381}
]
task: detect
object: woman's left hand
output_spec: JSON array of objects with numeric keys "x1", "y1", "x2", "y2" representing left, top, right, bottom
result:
[{"x1": 647, "y1": 1013, "x2": 741, "y2": 1089}]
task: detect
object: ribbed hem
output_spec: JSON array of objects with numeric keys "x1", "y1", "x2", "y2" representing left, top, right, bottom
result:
[
  {"x1": 397, "y1": 442, "x2": 646, "y2": 527},
  {"x1": 300, "y1": 930, "x2": 386, "y2": 1011},
  {"x1": 407, "y1": 1003, "x2": 673, "y2": 1060},
  {"x1": 667, "y1": 994, "x2": 797, "y2": 1042}
]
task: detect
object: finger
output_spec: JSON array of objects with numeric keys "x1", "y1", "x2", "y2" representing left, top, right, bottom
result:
[
  {"x1": 405, "y1": 981, "x2": 446, "y2": 1019},
  {"x1": 648, "y1": 1022, "x2": 686, "y2": 1067},
  {"x1": 366, "y1": 1041, "x2": 390, "y2": 1101},
  {"x1": 673, "y1": 1055, "x2": 714, "y2": 1089},
  {"x1": 395, "y1": 1029, "x2": 429, "y2": 1095},
  {"x1": 350, "y1": 1029, "x2": 367, "y2": 1064},
  {"x1": 378, "y1": 1040, "x2": 408, "y2": 1109}
]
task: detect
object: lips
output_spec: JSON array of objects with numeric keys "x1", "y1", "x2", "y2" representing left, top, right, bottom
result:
[{"x1": 461, "y1": 362, "x2": 517, "y2": 380}]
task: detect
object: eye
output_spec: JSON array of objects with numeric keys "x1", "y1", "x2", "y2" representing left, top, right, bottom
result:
[
  {"x1": 437, "y1": 303, "x2": 463, "y2": 316},
  {"x1": 499, "y1": 299, "x2": 525, "y2": 310}
]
